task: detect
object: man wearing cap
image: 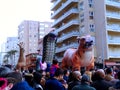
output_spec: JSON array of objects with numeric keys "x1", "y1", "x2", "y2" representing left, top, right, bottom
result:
[{"x1": 72, "y1": 74, "x2": 96, "y2": 90}]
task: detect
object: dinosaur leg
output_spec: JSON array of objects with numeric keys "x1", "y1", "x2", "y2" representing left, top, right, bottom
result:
[
  {"x1": 61, "y1": 58, "x2": 67, "y2": 70},
  {"x1": 72, "y1": 55, "x2": 81, "y2": 71},
  {"x1": 86, "y1": 56, "x2": 94, "y2": 71}
]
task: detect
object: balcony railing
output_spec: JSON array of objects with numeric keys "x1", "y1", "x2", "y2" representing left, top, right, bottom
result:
[
  {"x1": 56, "y1": 43, "x2": 78, "y2": 53},
  {"x1": 51, "y1": 0, "x2": 61, "y2": 10},
  {"x1": 109, "y1": 56, "x2": 120, "y2": 58},
  {"x1": 106, "y1": 24, "x2": 120, "y2": 32},
  {"x1": 57, "y1": 31, "x2": 79, "y2": 42},
  {"x1": 109, "y1": 54, "x2": 120, "y2": 58},
  {"x1": 55, "y1": 20, "x2": 79, "y2": 33},
  {"x1": 106, "y1": 0, "x2": 120, "y2": 8},
  {"x1": 106, "y1": 11, "x2": 120, "y2": 19},
  {"x1": 52, "y1": 8, "x2": 79, "y2": 27},
  {"x1": 56, "y1": 57, "x2": 63, "y2": 62},
  {"x1": 108, "y1": 40, "x2": 120, "y2": 44},
  {"x1": 51, "y1": 0, "x2": 56, "y2": 3},
  {"x1": 51, "y1": 0, "x2": 78, "y2": 19}
]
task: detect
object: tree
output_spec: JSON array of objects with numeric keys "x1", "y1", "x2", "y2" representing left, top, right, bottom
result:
[
  {"x1": 3, "y1": 54, "x2": 10, "y2": 65},
  {"x1": 4, "y1": 50, "x2": 18, "y2": 65}
]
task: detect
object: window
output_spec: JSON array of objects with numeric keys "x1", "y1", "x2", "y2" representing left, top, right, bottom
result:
[
  {"x1": 40, "y1": 27, "x2": 44, "y2": 30},
  {"x1": 89, "y1": 24, "x2": 95, "y2": 32},
  {"x1": 79, "y1": 2, "x2": 84, "y2": 11},
  {"x1": 89, "y1": 11, "x2": 94, "y2": 19},
  {"x1": 80, "y1": 14, "x2": 84, "y2": 22},
  {"x1": 91, "y1": 36, "x2": 95, "y2": 45},
  {"x1": 89, "y1": 4, "x2": 93, "y2": 8},
  {"x1": 34, "y1": 35, "x2": 37, "y2": 37},
  {"x1": 80, "y1": 25, "x2": 85, "y2": 35},
  {"x1": 45, "y1": 24, "x2": 49, "y2": 27},
  {"x1": 88, "y1": 0, "x2": 93, "y2": 7},
  {"x1": 29, "y1": 35, "x2": 32, "y2": 37}
]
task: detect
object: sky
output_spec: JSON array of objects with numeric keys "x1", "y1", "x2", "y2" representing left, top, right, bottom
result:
[{"x1": 0, "y1": 0, "x2": 52, "y2": 50}]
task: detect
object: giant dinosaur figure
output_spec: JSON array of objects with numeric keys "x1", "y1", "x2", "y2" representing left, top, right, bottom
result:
[
  {"x1": 16, "y1": 42, "x2": 26, "y2": 71},
  {"x1": 61, "y1": 35, "x2": 94, "y2": 71}
]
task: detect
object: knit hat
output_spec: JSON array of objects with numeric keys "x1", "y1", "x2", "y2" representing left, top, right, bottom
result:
[{"x1": 0, "y1": 78, "x2": 8, "y2": 90}]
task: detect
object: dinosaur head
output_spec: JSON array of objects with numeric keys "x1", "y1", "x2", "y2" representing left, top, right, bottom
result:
[{"x1": 77, "y1": 35, "x2": 93, "y2": 50}]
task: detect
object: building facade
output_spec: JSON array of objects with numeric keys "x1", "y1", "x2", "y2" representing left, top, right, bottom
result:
[
  {"x1": 18, "y1": 20, "x2": 40, "y2": 56},
  {"x1": 5, "y1": 37, "x2": 19, "y2": 66},
  {"x1": 0, "y1": 43, "x2": 6, "y2": 65},
  {"x1": 18, "y1": 20, "x2": 53, "y2": 56},
  {"x1": 51, "y1": 0, "x2": 120, "y2": 66}
]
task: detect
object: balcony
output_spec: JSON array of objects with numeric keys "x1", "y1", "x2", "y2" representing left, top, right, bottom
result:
[
  {"x1": 56, "y1": 43, "x2": 78, "y2": 53},
  {"x1": 106, "y1": 0, "x2": 120, "y2": 8},
  {"x1": 51, "y1": 0, "x2": 56, "y2": 3},
  {"x1": 57, "y1": 31, "x2": 80, "y2": 43},
  {"x1": 108, "y1": 40, "x2": 120, "y2": 45},
  {"x1": 106, "y1": 24, "x2": 120, "y2": 32},
  {"x1": 55, "y1": 20, "x2": 79, "y2": 33},
  {"x1": 106, "y1": 11, "x2": 120, "y2": 19},
  {"x1": 52, "y1": 8, "x2": 79, "y2": 27},
  {"x1": 51, "y1": 0, "x2": 78, "y2": 19},
  {"x1": 51, "y1": 0, "x2": 61, "y2": 10},
  {"x1": 55, "y1": 57, "x2": 63, "y2": 62},
  {"x1": 109, "y1": 54, "x2": 120, "y2": 58}
]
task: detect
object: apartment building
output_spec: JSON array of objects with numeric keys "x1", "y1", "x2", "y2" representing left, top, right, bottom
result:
[
  {"x1": 51, "y1": 0, "x2": 120, "y2": 66},
  {"x1": 18, "y1": 20, "x2": 53, "y2": 56},
  {"x1": 5, "y1": 37, "x2": 19, "y2": 65},
  {"x1": 18, "y1": 20, "x2": 39, "y2": 56}
]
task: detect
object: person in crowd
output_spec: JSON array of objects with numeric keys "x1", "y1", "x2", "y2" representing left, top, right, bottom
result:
[
  {"x1": 5, "y1": 71, "x2": 23, "y2": 83},
  {"x1": 59, "y1": 78, "x2": 68, "y2": 90},
  {"x1": 104, "y1": 67, "x2": 114, "y2": 81},
  {"x1": 50, "y1": 59, "x2": 59, "y2": 77},
  {"x1": 112, "y1": 66, "x2": 119, "y2": 79},
  {"x1": 104, "y1": 67, "x2": 118, "y2": 85},
  {"x1": 85, "y1": 70, "x2": 92, "y2": 83},
  {"x1": 24, "y1": 73, "x2": 33, "y2": 87},
  {"x1": 0, "y1": 77, "x2": 8, "y2": 90},
  {"x1": 0, "y1": 66, "x2": 12, "y2": 77},
  {"x1": 11, "y1": 80, "x2": 34, "y2": 90},
  {"x1": 23, "y1": 68, "x2": 34, "y2": 87},
  {"x1": 91, "y1": 69, "x2": 112, "y2": 90},
  {"x1": 68, "y1": 71, "x2": 81, "y2": 90},
  {"x1": 46, "y1": 63, "x2": 51, "y2": 80},
  {"x1": 0, "y1": 77, "x2": 16, "y2": 90},
  {"x1": 72, "y1": 74, "x2": 96, "y2": 90},
  {"x1": 40, "y1": 60, "x2": 47, "y2": 71},
  {"x1": 45, "y1": 68, "x2": 67, "y2": 90},
  {"x1": 63, "y1": 69, "x2": 70, "y2": 83},
  {"x1": 4, "y1": 71, "x2": 23, "y2": 90},
  {"x1": 38, "y1": 70, "x2": 47, "y2": 89},
  {"x1": 36, "y1": 55, "x2": 42, "y2": 72},
  {"x1": 39, "y1": 70, "x2": 46, "y2": 78},
  {"x1": 6, "y1": 77, "x2": 18, "y2": 90},
  {"x1": 32, "y1": 71, "x2": 44, "y2": 90},
  {"x1": 109, "y1": 70, "x2": 120, "y2": 90}
]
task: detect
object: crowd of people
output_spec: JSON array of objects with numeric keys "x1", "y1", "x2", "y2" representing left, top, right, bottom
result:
[{"x1": 0, "y1": 59, "x2": 120, "y2": 90}]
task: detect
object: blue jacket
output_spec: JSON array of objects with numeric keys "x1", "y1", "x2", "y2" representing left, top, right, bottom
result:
[
  {"x1": 72, "y1": 83, "x2": 96, "y2": 90},
  {"x1": 11, "y1": 81, "x2": 34, "y2": 90},
  {"x1": 45, "y1": 77, "x2": 66, "y2": 90}
]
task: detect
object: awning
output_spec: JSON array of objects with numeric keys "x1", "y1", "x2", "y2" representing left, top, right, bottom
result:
[{"x1": 105, "y1": 62, "x2": 120, "y2": 66}]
